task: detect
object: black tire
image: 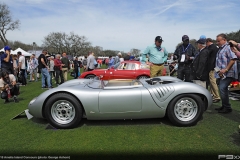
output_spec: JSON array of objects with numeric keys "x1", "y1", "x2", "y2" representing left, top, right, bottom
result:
[
  {"x1": 45, "y1": 93, "x2": 82, "y2": 129},
  {"x1": 137, "y1": 75, "x2": 149, "y2": 80},
  {"x1": 85, "y1": 75, "x2": 96, "y2": 79},
  {"x1": 167, "y1": 94, "x2": 204, "y2": 127}
]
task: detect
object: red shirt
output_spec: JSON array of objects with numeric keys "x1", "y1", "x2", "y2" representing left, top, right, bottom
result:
[{"x1": 54, "y1": 59, "x2": 62, "y2": 70}]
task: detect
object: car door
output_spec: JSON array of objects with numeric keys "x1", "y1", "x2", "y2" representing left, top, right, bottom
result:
[
  {"x1": 98, "y1": 87, "x2": 142, "y2": 113},
  {"x1": 113, "y1": 62, "x2": 136, "y2": 79},
  {"x1": 102, "y1": 68, "x2": 115, "y2": 80}
]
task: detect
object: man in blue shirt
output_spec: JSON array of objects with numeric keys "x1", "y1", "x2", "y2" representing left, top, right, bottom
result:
[
  {"x1": 108, "y1": 56, "x2": 114, "y2": 69},
  {"x1": 0, "y1": 51, "x2": 4, "y2": 74},
  {"x1": 142, "y1": 36, "x2": 168, "y2": 77},
  {"x1": 1, "y1": 46, "x2": 13, "y2": 74}
]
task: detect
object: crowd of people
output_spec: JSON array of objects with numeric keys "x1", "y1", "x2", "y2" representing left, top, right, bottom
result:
[
  {"x1": 142, "y1": 34, "x2": 240, "y2": 114},
  {"x1": 0, "y1": 48, "x2": 83, "y2": 103}
]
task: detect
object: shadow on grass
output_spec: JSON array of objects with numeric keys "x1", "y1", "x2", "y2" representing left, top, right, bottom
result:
[
  {"x1": 29, "y1": 114, "x2": 207, "y2": 130},
  {"x1": 206, "y1": 104, "x2": 240, "y2": 123},
  {"x1": 78, "y1": 116, "x2": 174, "y2": 128},
  {"x1": 31, "y1": 116, "x2": 176, "y2": 130}
]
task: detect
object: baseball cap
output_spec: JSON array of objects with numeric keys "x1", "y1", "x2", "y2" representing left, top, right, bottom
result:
[
  {"x1": 155, "y1": 36, "x2": 163, "y2": 42},
  {"x1": 182, "y1": 35, "x2": 189, "y2": 41},
  {"x1": 199, "y1": 35, "x2": 206, "y2": 39},
  {"x1": 4, "y1": 46, "x2": 11, "y2": 51},
  {"x1": 196, "y1": 38, "x2": 206, "y2": 44}
]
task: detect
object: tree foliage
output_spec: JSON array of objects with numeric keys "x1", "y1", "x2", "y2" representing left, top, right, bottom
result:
[
  {"x1": 225, "y1": 29, "x2": 240, "y2": 42},
  {"x1": 0, "y1": 3, "x2": 20, "y2": 46},
  {"x1": 42, "y1": 32, "x2": 91, "y2": 56},
  {"x1": 130, "y1": 48, "x2": 141, "y2": 57}
]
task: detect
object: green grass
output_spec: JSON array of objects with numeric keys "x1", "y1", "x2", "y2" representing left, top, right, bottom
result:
[{"x1": 0, "y1": 69, "x2": 240, "y2": 160}]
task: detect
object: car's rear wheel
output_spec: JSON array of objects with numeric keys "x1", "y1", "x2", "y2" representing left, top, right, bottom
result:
[
  {"x1": 167, "y1": 94, "x2": 203, "y2": 127},
  {"x1": 137, "y1": 75, "x2": 149, "y2": 79},
  {"x1": 85, "y1": 75, "x2": 96, "y2": 79},
  {"x1": 45, "y1": 93, "x2": 82, "y2": 129}
]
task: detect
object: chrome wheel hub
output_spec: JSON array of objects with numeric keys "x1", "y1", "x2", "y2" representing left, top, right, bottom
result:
[
  {"x1": 174, "y1": 98, "x2": 198, "y2": 122},
  {"x1": 51, "y1": 100, "x2": 75, "y2": 124}
]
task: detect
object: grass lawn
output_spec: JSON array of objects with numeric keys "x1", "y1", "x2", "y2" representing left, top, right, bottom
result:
[{"x1": 0, "y1": 67, "x2": 239, "y2": 160}]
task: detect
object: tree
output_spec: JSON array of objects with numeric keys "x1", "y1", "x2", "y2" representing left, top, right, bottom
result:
[
  {"x1": 130, "y1": 48, "x2": 141, "y2": 57},
  {"x1": 226, "y1": 29, "x2": 240, "y2": 42},
  {"x1": 0, "y1": 3, "x2": 20, "y2": 46},
  {"x1": 42, "y1": 32, "x2": 91, "y2": 55}
]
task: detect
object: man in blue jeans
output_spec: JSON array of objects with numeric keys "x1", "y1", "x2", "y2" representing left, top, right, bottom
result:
[
  {"x1": 38, "y1": 49, "x2": 52, "y2": 89},
  {"x1": 215, "y1": 33, "x2": 238, "y2": 113}
]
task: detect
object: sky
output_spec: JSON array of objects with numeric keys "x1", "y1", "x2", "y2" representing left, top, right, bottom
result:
[{"x1": 1, "y1": 0, "x2": 240, "y2": 53}]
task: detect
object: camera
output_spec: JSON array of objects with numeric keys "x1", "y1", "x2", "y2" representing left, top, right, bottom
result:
[
  {"x1": 229, "y1": 42, "x2": 234, "y2": 47},
  {"x1": 214, "y1": 66, "x2": 226, "y2": 79}
]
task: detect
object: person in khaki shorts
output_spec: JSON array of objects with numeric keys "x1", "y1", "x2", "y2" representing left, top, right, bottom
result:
[
  {"x1": 142, "y1": 36, "x2": 168, "y2": 77},
  {"x1": 206, "y1": 38, "x2": 221, "y2": 103},
  {"x1": 61, "y1": 52, "x2": 70, "y2": 82}
]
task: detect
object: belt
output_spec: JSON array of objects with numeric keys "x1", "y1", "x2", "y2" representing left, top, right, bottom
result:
[{"x1": 152, "y1": 63, "x2": 164, "y2": 66}]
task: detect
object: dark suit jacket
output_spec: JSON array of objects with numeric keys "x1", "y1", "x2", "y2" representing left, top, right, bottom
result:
[
  {"x1": 191, "y1": 47, "x2": 209, "y2": 81},
  {"x1": 174, "y1": 43, "x2": 196, "y2": 65},
  {"x1": 207, "y1": 43, "x2": 219, "y2": 72}
]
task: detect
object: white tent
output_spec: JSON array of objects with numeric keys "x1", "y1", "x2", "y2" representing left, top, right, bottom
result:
[
  {"x1": 12, "y1": 48, "x2": 32, "y2": 56},
  {"x1": 0, "y1": 48, "x2": 4, "y2": 52}
]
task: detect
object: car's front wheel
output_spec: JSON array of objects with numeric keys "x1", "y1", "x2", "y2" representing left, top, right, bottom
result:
[
  {"x1": 45, "y1": 93, "x2": 83, "y2": 129},
  {"x1": 167, "y1": 94, "x2": 203, "y2": 127}
]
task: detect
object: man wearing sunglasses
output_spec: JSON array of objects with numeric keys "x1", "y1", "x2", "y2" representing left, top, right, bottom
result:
[
  {"x1": 0, "y1": 71, "x2": 19, "y2": 103},
  {"x1": 142, "y1": 36, "x2": 168, "y2": 78}
]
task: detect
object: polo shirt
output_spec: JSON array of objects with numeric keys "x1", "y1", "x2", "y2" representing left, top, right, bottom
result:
[{"x1": 142, "y1": 44, "x2": 168, "y2": 64}]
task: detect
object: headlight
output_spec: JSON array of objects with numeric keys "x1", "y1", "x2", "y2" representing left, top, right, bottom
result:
[{"x1": 29, "y1": 97, "x2": 37, "y2": 105}]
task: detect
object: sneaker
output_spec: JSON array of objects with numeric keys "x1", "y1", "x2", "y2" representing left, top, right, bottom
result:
[
  {"x1": 13, "y1": 97, "x2": 19, "y2": 103},
  {"x1": 4, "y1": 99, "x2": 10, "y2": 104}
]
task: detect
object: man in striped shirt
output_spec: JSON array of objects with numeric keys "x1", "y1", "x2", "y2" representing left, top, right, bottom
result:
[{"x1": 214, "y1": 33, "x2": 238, "y2": 113}]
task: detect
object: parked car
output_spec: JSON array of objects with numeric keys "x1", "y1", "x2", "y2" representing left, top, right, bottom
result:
[
  {"x1": 28, "y1": 76, "x2": 212, "y2": 129},
  {"x1": 79, "y1": 61, "x2": 151, "y2": 80}
]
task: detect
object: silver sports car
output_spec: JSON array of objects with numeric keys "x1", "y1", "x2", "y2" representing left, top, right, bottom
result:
[{"x1": 28, "y1": 76, "x2": 212, "y2": 129}]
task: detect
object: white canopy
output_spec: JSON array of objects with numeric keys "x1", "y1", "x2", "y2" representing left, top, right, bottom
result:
[
  {"x1": 0, "y1": 48, "x2": 4, "y2": 52},
  {"x1": 12, "y1": 48, "x2": 32, "y2": 56}
]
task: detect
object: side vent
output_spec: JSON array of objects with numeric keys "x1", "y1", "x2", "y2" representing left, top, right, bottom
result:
[{"x1": 148, "y1": 85, "x2": 174, "y2": 102}]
